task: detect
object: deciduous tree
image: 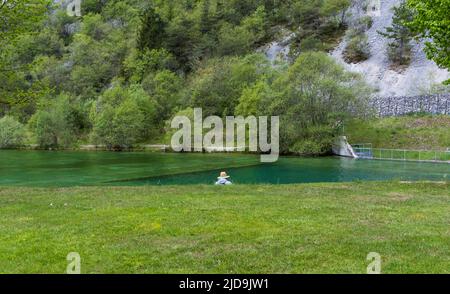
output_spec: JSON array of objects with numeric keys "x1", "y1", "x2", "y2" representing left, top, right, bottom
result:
[{"x1": 406, "y1": 0, "x2": 450, "y2": 83}]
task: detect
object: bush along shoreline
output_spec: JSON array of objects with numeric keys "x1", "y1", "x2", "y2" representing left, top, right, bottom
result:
[{"x1": 2, "y1": 114, "x2": 449, "y2": 158}]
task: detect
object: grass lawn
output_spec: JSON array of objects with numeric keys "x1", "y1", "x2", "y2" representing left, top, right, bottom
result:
[
  {"x1": 0, "y1": 182, "x2": 449, "y2": 274},
  {"x1": 346, "y1": 115, "x2": 450, "y2": 150}
]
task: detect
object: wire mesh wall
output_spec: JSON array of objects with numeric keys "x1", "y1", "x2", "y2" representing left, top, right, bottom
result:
[{"x1": 352, "y1": 144, "x2": 450, "y2": 163}]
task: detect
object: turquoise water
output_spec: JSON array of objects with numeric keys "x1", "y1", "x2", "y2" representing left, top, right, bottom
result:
[{"x1": 0, "y1": 150, "x2": 448, "y2": 186}]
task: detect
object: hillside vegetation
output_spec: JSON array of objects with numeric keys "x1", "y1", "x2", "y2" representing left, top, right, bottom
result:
[
  {"x1": 0, "y1": 0, "x2": 369, "y2": 154},
  {"x1": 0, "y1": 0, "x2": 449, "y2": 154},
  {"x1": 346, "y1": 115, "x2": 450, "y2": 150}
]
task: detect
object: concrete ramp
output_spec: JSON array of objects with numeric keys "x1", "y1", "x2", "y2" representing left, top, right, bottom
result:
[{"x1": 332, "y1": 136, "x2": 358, "y2": 158}]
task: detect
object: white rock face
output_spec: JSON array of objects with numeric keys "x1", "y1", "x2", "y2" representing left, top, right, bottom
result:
[
  {"x1": 260, "y1": 31, "x2": 295, "y2": 63},
  {"x1": 265, "y1": 40, "x2": 290, "y2": 62},
  {"x1": 331, "y1": 0, "x2": 449, "y2": 97}
]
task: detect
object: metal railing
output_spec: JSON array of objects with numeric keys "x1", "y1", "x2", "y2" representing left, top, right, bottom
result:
[{"x1": 352, "y1": 144, "x2": 450, "y2": 163}]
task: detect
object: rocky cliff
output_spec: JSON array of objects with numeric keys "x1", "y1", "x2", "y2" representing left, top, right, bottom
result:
[{"x1": 331, "y1": 0, "x2": 449, "y2": 97}]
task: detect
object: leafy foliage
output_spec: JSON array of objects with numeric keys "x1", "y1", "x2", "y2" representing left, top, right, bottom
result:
[
  {"x1": 378, "y1": 1, "x2": 415, "y2": 67},
  {"x1": 0, "y1": 0, "x2": 51, "y2": 45},
  {"x1": 342, "y1": 16, "x2": 372, "y2": 63},
  {"x1": 137, "y1": 6, "x2": 166, "y2": 51},
  {"x1": 189, "y1": 54, "x2": 274, "y2": 116},
  {"x1": 0, "y1": 115, "x2": 25, "y2": 148},
  {"x1": 0, "y1": 0, "x2": 373, "y2": 153},
  {"x1": 406, "y1": 0, "x2": 450, "y2": 83},
  {"x1": 236, "y1": 52, "x2": 370, "y2": 154},
  {"x1": 0, "y1": 0, "x2": 52, "y2": 109},
  {"x1": 343, "y1": 33, "x2": 370, "y2": 63},
  {"x1": 90, "y1": 84, "x2": 158, "y2": 149},
  {"x1": 28, "y1": 94, "x2": 81, "y2": 148}
]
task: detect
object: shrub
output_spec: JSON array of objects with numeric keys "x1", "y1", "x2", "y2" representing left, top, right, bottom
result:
[
  {"x1": 90, "y1": 84, "x2": 157, "y2": 148},
  {"x1": 28, "y1": 94, "x2": 78, "y2": 148},
  {"x1": 343, "y1": 33, "x2": 370, "y2": 63},
  {"x1": 269, "y1": 52, "x2": 371, "y2": 153},
  {"x1": 0, "y1": 116, "x2": 26, "y2": 148},
  {"x1": 299, "y1": 36, "x2": 325, "y2": 52},
  {"x1": 360, "y1": 16, "x2": 373, "y2": 31},
  {"x1": 377, "y1": 2, "x2": 414, "y2": 68},
  {"x1": 349, "y1": 16, "x2": 373, "y2": 35},
  {"x1": 189, "y1": 54, "x2": 273, "y2": 117},
  {"x1": 141, "y1": 70, "x2": 183, "y2": 122},
  {"x1": 109, "y1": 98, "x2": 145, "y2": 148},
  {"x1": 217, "y1": 23, "x2": 255, "y2": 56},
  {"x1": 288, "y1": 125, "x2": 335, "y2": 155},
  {"x1": 386, "y1": 42, "x2": 412, "y2": 68}
]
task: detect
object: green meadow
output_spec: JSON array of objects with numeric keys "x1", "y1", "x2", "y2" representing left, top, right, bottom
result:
[
  {"x1": 0, "y1": 181, "x2": 448, "y2": 274},
  {"x1": 346, "y1": 115, "x2": 450, "y2": 150}
]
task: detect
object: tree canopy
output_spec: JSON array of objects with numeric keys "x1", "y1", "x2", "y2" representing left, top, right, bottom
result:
[
  {"x1": 406, "y1": 0, "x2": 450, "y2": 83},
  {"x1": 0, "y1": 0, "x2": 373, "y2": 154},
  {"x1": 0, "y1": 0, "x2": 51, "y2": 44}
]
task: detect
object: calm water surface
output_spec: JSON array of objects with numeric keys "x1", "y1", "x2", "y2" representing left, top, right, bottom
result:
[{"x1": 0, "y1": 150, "x2": 448, "y2": 186}]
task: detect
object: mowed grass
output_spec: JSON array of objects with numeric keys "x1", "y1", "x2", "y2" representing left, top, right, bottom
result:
[
  {"x1": 346, "y1": 115, "x2": 450, "y2": 150},
  {"x1": 0, "y1": 182, "x2": 449, "y2": 274}
]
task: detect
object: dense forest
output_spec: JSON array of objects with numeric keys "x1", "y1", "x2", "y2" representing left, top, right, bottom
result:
[{"x1": 0, "y1": 0, "x2": 448, "y2": 154}]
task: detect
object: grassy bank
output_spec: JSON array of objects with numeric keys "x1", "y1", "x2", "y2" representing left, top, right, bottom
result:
[
  {"x1": 346, "y1": 115, "x2": 450, "y2": 150},
  {"x1": 0, "y1": 182, "x2": 449, "y2": 273}
]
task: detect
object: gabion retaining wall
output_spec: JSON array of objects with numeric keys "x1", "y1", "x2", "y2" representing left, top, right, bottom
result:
[{"x1": 370, "y1": 93, "x2": 450, "y2": 116}]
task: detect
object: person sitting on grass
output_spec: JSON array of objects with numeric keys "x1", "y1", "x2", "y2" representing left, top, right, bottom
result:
[{"x1": 215, "y1": 171, "x2": 232, "y2": 185}]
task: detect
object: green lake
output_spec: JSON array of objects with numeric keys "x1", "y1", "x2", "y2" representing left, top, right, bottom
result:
[{"x1": 0, "y1": 150, "x2": 448, "y2": 187}]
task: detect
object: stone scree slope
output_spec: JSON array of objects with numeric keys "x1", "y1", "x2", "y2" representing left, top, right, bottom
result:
[{"x1": 332, "y1": 0, "x2": 449, "y2": 97}]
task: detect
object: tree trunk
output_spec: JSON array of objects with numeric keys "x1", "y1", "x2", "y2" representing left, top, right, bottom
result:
[{"x1": 399, "y1": 39, "x2": 404, "y2": 64}]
